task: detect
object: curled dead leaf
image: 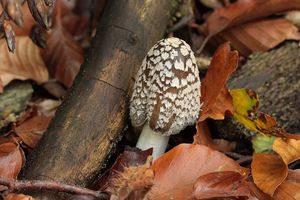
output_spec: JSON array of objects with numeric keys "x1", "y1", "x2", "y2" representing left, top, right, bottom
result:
[
  {"x1": 251, "y1": 153, "x2": 288, "y2": 196},
  {"x1": 42, "y1": 1, "x2": 83, "y2": 88},
  {"x1": 194, "y1": 121, "x2": 236, "y2": 152},
  {"x1": 0, "y1": 142, "x2": 24, "y2": 185},
  {"x1": 273, "y1": 138, "x2": 300, "y2": 165},
  {"x1": 199, "y1": 42, "x2": 238, "y2": 122},
  {"x1": 274, "y1": 170, "x2": 300, "y2": 200}
]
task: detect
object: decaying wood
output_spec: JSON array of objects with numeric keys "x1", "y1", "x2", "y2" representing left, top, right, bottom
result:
[
  {"x1": 215, "y1": 42, "x2": 300, "y2": 140},
  {"x1": 22, "y1": 0, "x2": 179, "y2": 199}
]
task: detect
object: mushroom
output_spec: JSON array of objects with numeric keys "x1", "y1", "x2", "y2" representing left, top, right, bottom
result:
[{"x1": 130, "y1": 37, "x2": 201, "y2": 159}]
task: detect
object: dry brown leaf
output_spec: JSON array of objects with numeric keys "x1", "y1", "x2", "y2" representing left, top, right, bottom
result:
[
  {"x1": 42, "y1": 1, "x2": 83, "y2": 87},
  {"x1": 273, "y1": 138, "x2": 300, "y2": 165},
  {"x1": 194, "y1": 121, "x2": 214, "y2": 147},
  {"x1": 13, "y1": 99, "x2": 60, "y2": 148},
  {"x1": 193, "y1": 171, "x2": 251, "y2": 199},
  {"x1": 0, "y1": 142, "x2": 24, "y2": 181},
  {"x1": 4, "y1": 193, "x2": 35, "y2": 200},
  {"x1": 247, "y1": 182, "x2": 273, "y2": 200},
  {"x1": 147, "y1": 144, "x2": 248, "y2": 200},
  {"x1": 215, "y1": 18, "x2": 300, "y2": 56},
  {"x1": 0, "y1": 36, "x2": 48, "y2": 91},
  {"x1": 14, "y1": 114, "x2": 53, "y2": 148},
  {"x1": 251, "y1": 153, "x2": 288, "y2": 196},
  {"x1": 201, "y1": 0, "x2": 300, "y2": 40},
  {"x1": 199, "y1": 42, "x2": 237, "y2": 122},
  {"x1": 274, "y1": 170, "x2": 300, "y2": 200}
]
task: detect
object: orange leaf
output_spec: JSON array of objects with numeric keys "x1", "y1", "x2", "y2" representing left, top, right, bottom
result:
[
  {"x1": 273, "y1": 138, "x2": 300, "y2": 165},
  {"x1": 0, "y1": 143, "x2": 24, "y2": 180},
  {"x1": 0, "y1": 37, "x2": 49, "y2": 90},
  {"x1": 193, "y1": 171, "x2": 251, "y2": 199},
  {"x1": 194, "y1": 121, "x2": 214, "y2": 147},
  {"x1": 14, "y1": 114, "x2": 53, "y2": 148},
  {"x1": 247, "y1": 182, "x2": 273, "y2": 200},
  {"x1": 42, "y1": 2, "x2": 83, "y2": 88},
  {"x1": 199, "y1": 42, "x2": 237, "y2": 122},
  {"x1": 13, "y1": 99, "x2": 60, "y2": 148},
  {"x1": 216, "y1": 18, "x2": 300, "y2": 56},
  {"x1": 147, "y1": 144, "x2": 247, "y2": 199},
  {"x1": 202, "y1": 0, "x2": 300, "y2": 39},
  {"x1": 274, "y1": 170, "x2": 300, "y2": 200},
  {"x1": 4, "y1": 193, "x2": 35, "y2": 200},
  {"x1": 251, "y1": 153, "x2": 288, "y2": 196}
]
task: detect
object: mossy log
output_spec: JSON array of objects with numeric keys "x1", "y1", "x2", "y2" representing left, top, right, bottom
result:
[
  {"x1": 21, "y1": 0, "x2": 179, "y2": 199},
  {"x1": 214, "y1": 42, "x2": 300, "y2": 140}
]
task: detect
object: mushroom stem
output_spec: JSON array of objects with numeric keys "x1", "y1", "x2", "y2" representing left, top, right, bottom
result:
[{"x1": 136, "y1": 123, "x2": 170, "y2": 159}]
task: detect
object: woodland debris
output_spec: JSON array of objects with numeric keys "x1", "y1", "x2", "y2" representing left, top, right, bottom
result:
[{"x1": 22, "y1": 0, "x2": 180, "y2": 199}]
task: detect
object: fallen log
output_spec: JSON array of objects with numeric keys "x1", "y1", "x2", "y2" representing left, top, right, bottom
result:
[
  {"x1": 22, "y1": 0, "x2": 179, "y2": 199},
  {"x1": 214, "y1": 42, "x2": 300, "y2": 141}
]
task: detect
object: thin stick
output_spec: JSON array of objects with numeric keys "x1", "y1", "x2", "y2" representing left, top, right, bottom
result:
[
  {"x1": 0, "y1": 177, "x2": 108, "y2": 199},
  {"x1": 225, "y1": 152, "x2": 252, "y2": 165}
]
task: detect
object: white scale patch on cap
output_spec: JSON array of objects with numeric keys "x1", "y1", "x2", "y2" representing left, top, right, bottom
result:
[{"x1": 130, "y1": 37, "x2": 201, "y2": 136}]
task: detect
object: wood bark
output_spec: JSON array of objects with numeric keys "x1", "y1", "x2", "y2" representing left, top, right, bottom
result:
[
  {"x1": 214, "y1": 42, "x2": 300, "y2": 140},
  {"x1": 21, "y1": 0, "x2": 179, "y2": 199}
]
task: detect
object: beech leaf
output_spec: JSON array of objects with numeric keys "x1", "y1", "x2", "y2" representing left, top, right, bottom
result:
[
  {"x1": 0, "y1": 37, "x2": 49, "y2": 91},
  {"x1": 272, "y1": 138, "x2": 300, "y2": 165},
  {"x1": 202, "y1": 0, "x2": 300, "y2": 39},
  {"x1": 13, "y1": 99, "x2": 60, "y2": 148},
  {"x1": 230, "y1": 88, "x2": 284, "y2": 137},
  {"x1": 14, "y1": 114, "x2": 53, "y2": 148},
  {"x1": 3, "y1": 193, "x2": 35, "y2": 200},
  {"x1": 0, "y1": 142, "x2": 24, "y2": 181},
  {"x1": 217, "y1": 18, "x2": 300, "y2": 56},
  {"x1": 193, "y1": 171, "x2": 252, "y2": 199},
  {"x1": 251, "y1": 153, "x2": 288, "y2": 196},
  {"x1": 274, "y1": 170, "x2": 300, "y2": 200},
  {"x1": 199, "y1": 42, "x2": 238, "y2": 122},
  {"x1": 147, "y1": 144, "x2": 248, "y2": 199},
  {"x1": 42, "y1": 1, "x2": 83, "y2": 88}
]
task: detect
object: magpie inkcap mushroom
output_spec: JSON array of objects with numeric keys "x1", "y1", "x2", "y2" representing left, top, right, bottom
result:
[{"x1": 130, "y1": 37, "x2": 201, "y2": 158}]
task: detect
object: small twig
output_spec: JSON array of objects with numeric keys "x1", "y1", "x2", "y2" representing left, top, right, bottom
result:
[
  {"x1": 225, "y1": 152, "x2": 253, "y2": 165},
  {"x1": 0, "y1": 177, "x2": 108, "y2": 199},
  {"x1": 167, "y1": 14, "x2": 193, "y2": 33},
  {"x1": 289, "y1": 160, "x2": 300, "y2": 169}
]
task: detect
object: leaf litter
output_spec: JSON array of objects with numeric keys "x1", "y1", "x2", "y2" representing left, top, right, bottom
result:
[{"x1": 0, "y1": 0, "x2": 299, "y2": 199}]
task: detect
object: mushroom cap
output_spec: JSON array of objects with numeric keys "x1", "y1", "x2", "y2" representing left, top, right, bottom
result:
[{"x1": 130, "y1": 37, "x2": 201, "y2": 136}]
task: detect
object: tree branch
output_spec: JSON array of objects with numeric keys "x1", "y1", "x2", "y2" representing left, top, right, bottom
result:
[{"x1": 0, "y1": 177, "x2": 108, "y2": 199}]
